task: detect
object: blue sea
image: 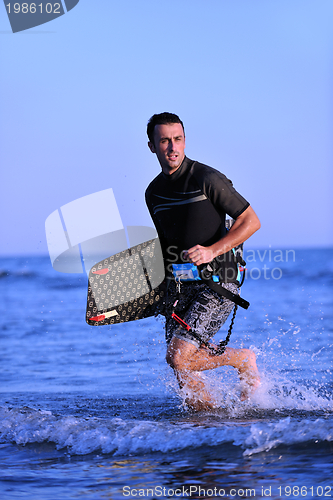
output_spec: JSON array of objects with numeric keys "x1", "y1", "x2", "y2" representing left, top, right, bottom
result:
[{"x1": 0, "y1": 249, "x2": 332, "y2": 499}]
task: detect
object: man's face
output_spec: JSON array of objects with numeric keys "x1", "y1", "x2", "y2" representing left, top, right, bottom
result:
[{"x1": 148, "y1": 123, "x2": 186, "y2": 175}]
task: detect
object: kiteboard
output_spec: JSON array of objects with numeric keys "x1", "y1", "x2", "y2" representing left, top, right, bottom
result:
[
  {"x1": 86, "y1": 219, "x2": 248, "y2": 326},
  {"x1": 86, "y1": 237, "x2": 166, "y2": 326}
]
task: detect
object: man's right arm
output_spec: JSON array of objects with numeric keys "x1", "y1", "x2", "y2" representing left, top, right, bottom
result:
[{"x1": 185, "y1": 205, "x2": 260, "y2": 266}]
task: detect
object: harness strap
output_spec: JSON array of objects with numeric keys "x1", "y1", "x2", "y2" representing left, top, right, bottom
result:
[
  {"x1": 169, "y1": 266, "x2": 248, "y2": 355},
  {"x1": 200, "y1": 276, "x2": 249, "y2": 309}
]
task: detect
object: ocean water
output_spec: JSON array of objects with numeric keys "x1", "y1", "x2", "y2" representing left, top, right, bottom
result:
[{"x1": 0, "y1": 249, "x2": 332, "y2": 500}]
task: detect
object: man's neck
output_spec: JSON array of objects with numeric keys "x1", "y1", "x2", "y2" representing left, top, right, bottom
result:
[{"x1": 161, "y1": 155, "x2": 186, "y2": 176}]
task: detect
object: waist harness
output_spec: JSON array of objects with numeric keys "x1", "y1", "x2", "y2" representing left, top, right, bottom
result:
[{"x1": 170, "y1": 220, "x2": 249, "y2": 355}]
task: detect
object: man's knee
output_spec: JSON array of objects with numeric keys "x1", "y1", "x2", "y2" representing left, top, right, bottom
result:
[
  {"x1": 166, "y1": 337, "x2": 195, "y2": 371},
  {"x1": 166, "y1": 346, "x2": 185, "y2": 370},
  {"x1": 240, "y1": 348, "x2": 256, "y2": 365},
  {"x1": 166, "y1": 347, "x2": 175, "y2": 368}
]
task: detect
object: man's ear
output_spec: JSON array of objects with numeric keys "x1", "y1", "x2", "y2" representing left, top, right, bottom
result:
[{"x1": 148, "y1": 141, "x2": 156, "y2": 153}]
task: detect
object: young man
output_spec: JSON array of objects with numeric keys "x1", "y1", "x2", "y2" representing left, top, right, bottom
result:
[{"x1": 145, "y1": 112, "x2": 261, "y2": 410}]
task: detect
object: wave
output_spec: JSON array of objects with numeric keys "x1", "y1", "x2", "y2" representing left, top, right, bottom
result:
[
  {"x1": 0, "y1": 269, "x2": 37, "y2": 279},
  {"x1": 0, "y1": 269, "x2": 87, "y2": 293},
  {"x1": 1, "y1": 406, "x2": 332, "y2": 458}
]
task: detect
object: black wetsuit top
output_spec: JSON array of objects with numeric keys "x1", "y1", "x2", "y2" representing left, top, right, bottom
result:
[{"x1": 145, "y1": 157, "x2": 250, "y2": 283}]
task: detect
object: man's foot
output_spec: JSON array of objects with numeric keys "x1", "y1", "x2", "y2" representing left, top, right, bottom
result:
[
  {"x1": 178, "y1": 371, "x2": 218, "y2": 411},
  {"x1": 235, "y1": 348, "x2": 260, "y2": 401},
  {"x1": 239, "y1": 370, "x2": 261, "y2": 401},
  {"x1": 185, "y1": 397, "x2": 217, "y2": 412}
]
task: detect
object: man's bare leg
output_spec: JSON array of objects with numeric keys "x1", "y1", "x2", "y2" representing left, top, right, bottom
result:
[{"x1": 166, "y1": 337, "x2": 260, "y2": 409}]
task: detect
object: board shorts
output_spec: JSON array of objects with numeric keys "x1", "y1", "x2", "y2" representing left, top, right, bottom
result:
[{"x1": 162, "y1": 281, "x2": 239, "y2": 349}]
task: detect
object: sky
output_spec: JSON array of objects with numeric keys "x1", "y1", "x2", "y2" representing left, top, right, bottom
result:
[{"x1": 0, "y1": 0, "x2": 332, "y2": 258}]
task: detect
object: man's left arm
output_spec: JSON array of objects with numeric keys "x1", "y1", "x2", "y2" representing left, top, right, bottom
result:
[{"x1": 185, "y1": 206, "x2": 260, "y2": 266}]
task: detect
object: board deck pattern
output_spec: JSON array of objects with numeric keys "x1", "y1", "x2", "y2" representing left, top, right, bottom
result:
[{"x1": 86, "y1": 238, "x2": 165, "y2": 326}]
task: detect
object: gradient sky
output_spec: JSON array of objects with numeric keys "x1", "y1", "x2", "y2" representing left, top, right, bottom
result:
[{"x1": 1, "y1": 0, "x2": 332, "y2": 257}]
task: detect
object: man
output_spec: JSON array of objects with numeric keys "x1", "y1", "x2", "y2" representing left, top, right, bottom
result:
[{"x1": 145, "y1": 112, "x2": 261, "y2": 410}]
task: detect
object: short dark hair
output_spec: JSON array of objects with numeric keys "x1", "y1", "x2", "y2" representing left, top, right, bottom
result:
[{"x1": 147, "y1": 112, "x2": 185, "y2": 145}]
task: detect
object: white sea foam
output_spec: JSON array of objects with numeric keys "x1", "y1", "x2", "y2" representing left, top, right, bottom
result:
[
  {"x1": 243, "y1": 416, "x2": 333, "y2": 456},
  {"x1": 169, "y1": 365, "x2": 333, "y2": 417},
  {"x1": 0, "y1": 406, "x2": 332, "y2": 458}
]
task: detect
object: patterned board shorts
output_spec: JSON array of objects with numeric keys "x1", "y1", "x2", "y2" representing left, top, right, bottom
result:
[{"x1": 161, "y1": 281, "x2": 239, "y2": 348}]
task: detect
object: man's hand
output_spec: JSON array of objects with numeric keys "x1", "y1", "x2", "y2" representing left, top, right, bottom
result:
[
  {"x1": 184, "y1": 207, "x2": 260, "y2": 266},
  {"x1": 184, "y1": 245, "x2": 215, "y2": 266},
  {"x1": 184, "y1": 207, "x2": 261, "y2": 267}
]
